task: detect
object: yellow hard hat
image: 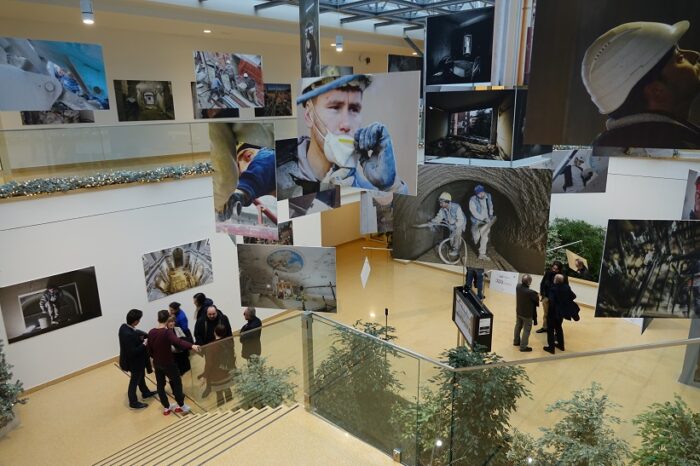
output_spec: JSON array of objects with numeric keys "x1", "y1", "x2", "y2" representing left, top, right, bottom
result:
[{"x1": 439, "y1": 192, "x2": 451, "y2": 202}]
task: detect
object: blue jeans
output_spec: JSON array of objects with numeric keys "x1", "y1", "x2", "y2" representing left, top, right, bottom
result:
[{"x1": 466, "y1": 268, "x2": 484, "y2": 299}]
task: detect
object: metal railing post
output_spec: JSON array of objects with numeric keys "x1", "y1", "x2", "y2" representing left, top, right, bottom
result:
[{"x1": 301, "y1": 310, "x2": 314, "y2": 411}]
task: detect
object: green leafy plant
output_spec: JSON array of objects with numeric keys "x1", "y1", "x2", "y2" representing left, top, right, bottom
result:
[
  {"x1": 231, "y1": 355, "x2": 297, "y2": 409},
  {"x1": 630, "y1": 395, "x2": 700, "y2": 465},
  {"x1": 547, "y1": 218, "x2": 606, "y2": 281},
  {"x1": 394, "y1": 346, "x2": 531, "y2": 465},
  {"x1": 508, "y1": 382, "x2": 630, "y2": 466},
  {"x1": 0, "y1": 339, "x2": 24, "y2": 429}
]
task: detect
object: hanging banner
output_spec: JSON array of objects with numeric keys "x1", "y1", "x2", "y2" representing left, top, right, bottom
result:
[{"x1": 299, "y1": 0, "x2": 320, "y2": 78}]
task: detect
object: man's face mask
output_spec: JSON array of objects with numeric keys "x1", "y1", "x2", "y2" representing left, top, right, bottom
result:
[{"x1": 309, "y1": 102, "x2": 357, "y2": 167}]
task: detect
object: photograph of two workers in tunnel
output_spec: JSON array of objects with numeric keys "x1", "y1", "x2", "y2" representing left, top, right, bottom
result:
[
  {"x1": 596, "y1": 220, "x2": 700, "y2": 319},
  {"x1": 392, "y1": 164, "x2": 552, "y2": 273},
  {"x1": 194, "y1": 51, "x2": 264, "y2": 109},
  {"x1": 424, "y1": 89, "x2": 551, "y2": 162}
]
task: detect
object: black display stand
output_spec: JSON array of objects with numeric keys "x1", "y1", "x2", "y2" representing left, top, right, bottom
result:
[{"x1": 452, "y1": 286, "x2": 493, "y2": 351}]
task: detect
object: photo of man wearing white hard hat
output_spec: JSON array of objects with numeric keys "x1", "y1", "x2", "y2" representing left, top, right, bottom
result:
[
  {"x1": 524, "y1": 0, "x2": 700, "y2": 151},
  {"x1": 276, "y1": 70, "x2": 420, "y2": 216}
]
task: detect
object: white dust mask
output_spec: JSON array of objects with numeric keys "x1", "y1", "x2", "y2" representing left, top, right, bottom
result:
[{"x1": 311, "y1": 104, "x2": 357, "y2": 167}]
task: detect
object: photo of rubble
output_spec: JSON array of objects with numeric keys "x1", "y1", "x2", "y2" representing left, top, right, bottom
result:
[{"x1": 194, "y1": 51, "x2": 264, "y2": 109}]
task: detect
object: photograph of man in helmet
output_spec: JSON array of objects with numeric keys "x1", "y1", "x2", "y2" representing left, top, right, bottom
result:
[
  {"x1": 424, "y1": 192, "x2": 467, "y2": 259},
  {"x1": 468, "y1": 185, "x2": 496, "y2": 261},
  {"x1": 277, "y1": 70, "x2": 420, "y2": 215}
]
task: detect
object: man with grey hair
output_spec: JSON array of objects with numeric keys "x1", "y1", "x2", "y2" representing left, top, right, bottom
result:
[
  {"x1": 514, "y1": 274, "x2": 539, "y2": 352},
  {"x1": 240, "y1": 306, "x2": 262, "y2": 360}
]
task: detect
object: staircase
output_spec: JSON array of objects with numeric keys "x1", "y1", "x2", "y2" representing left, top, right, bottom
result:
[{"x1": 93, "y1": 404, "x2": 298, "y2": 466}]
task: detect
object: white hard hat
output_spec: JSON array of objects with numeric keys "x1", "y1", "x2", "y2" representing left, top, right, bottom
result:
[
  {"x1": 243, "y1": 72, "x2": 249, "y2": 78},
  {"x1": 581, "y1": 21, "x2": 689, "y2": 114},
  {"x1": 438, "y1": 192, "x2": 451, "y2": 202}
]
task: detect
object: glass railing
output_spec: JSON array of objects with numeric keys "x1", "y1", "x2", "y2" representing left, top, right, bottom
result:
[{"x1": 177, "y1": 311, "x2": 700, "y2": 466}]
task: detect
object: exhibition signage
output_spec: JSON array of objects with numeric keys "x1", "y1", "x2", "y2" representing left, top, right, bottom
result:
[
  {"x1": 489, "y1": 270, "x2": 519, "y2": 295},
  {"x1": 452, "y1": 286, "x2": 493, "y2": 351}
]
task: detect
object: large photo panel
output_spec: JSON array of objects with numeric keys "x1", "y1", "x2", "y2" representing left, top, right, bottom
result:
[
  {"x1": 0, "y1": 38, "x2": 110, "y2": 111},
  {"x1": 142, "y1": 239, "x2": 213, "y2": 302},
  {"x1": 114, "y1": 80, "x2": 175, "y2": 121},
  {"x1": 237, "y1": 244, "x2": 336, "y2": 312},
  {"x1": 194, "y1": 51, "x2": 265, "y2": 109},
  {"x1": 393, "y1": 165, "x2": 552, "y2": 273},
  {"x1": 0, "y1": 267, "x2": 102, "y2": 344},
  {"x1": 211, "y1": 123, "x2": 277, "y2": 240},
  {"x1": 596, "y1": 220, "x2": 700, "y2": 318},
  {"x1": 525, "y1": 0, "x2": 700, "y2": 150}
]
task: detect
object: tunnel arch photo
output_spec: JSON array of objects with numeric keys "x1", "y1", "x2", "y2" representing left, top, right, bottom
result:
[{"x1": 393, "y1": 165, "x2": 552, "y2": 273}]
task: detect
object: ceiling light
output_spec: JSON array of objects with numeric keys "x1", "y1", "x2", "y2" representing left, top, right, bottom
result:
[
  {"x1": 335, "y1": 35, "x2": 344, "y2": 52},
  {"x1": 80, "y1": 0, "x2": 95, "y2": 25},
  {"x1": 330, "y1": 43, "x2": 336, "y2": 47},
  {"x1": 412, "y1": 52, "x2": 418, "y2": 56},
  {"x1": 203, "y1": 29, "x2": 212, "y2": 34}
]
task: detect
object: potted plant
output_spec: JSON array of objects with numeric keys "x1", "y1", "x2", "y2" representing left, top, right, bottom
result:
[
  {"x1": 0, "y1": 339, "x2": 24, "y2": 437},
  {"x1": 231, "y1": 355, "x2": 297, "y2": 410}
]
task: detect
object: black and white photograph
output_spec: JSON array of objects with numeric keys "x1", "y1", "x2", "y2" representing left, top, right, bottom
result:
[
  {"x1": 211, "y1": 123, "x2": 277, "y2": 240},
  {"x1": 299, "y1": 0, "x2": 320, "y2": 78},
  {"x1": 425, "y1": 7, "x2": 495, "y2": 86},
  {"x1": 114, "y1": 79, "x2": 174, "y2": 121},
  {"x1": 194, "y1": 51, "x2": 264, "y2": 109},
  {"x1": 142, "y1": 239, "x2": 213, "y2": 302},
  {"x1": 596, "y1": 220, "x2": 700, "y2": 318},
  {"x1": 21, "y1": 108, "x2": 94, "y2": 125},
  {"x1": 0, "y1": 37, "x2": 109, "y2": 111},
  {"x1": 528, "y1": 149, "x2": 609, "y2": 194},
  {"x1": 425, "y1": 89, "x2": 551, "y2": 162},
  {"x1": 0, "y1": 267, "x2": 102, "y2": 344},
  {"x1": 388, "y1": 54, "x2": 422, "y2": 73},
  {"x1": 682, "y1": 170, "x2": 700, "y2": 220},
  {"x1": 237, "y1": 244, "x2": 336, "y2": 312},
  {"x1": 320, "y1": 65, "x2": 354, "y2": 76},
  {"x1": 360, "y1": 191, "x2": 394, "y2": 235},
  {"x1": 191, "y1": 82, "x2": 239, "y2": 119},
  {"x1": 254, "y1": 83, "x2": 292, "y2": 117},
  {"x1": 277, "y1": 71, "x2": 420, "y2": 218},
  {"x1": 243, "y1": 221, "x2": 294, "y2": 245},
  {"x1": 392, "y1": 164, "x2": 552, "y2": 273},
  {"x1": 525, "y1": 0, "x2": 700, "y2": 151}
]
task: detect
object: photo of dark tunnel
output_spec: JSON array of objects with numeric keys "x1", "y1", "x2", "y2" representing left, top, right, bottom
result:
[
  {"x1": 425, "y1": 89, "x2": 552, "y2": 162},
  {"x1": 393, "y1": 165, "x2": 552, "y2": 273},
  {"x1": 426, "y1": 7, "x2": 494, "y2": 86}
]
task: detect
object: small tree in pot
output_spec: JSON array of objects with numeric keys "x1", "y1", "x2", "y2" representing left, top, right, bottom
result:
[
  {"x1": 232, "y1": 355, "x2": 297, "y2": 410},
  {"x1": 0, "y1": 339, "x2": 24, "y2": 434}
]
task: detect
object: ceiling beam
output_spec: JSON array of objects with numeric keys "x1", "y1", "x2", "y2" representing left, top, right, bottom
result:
[
  {"x1": 374, "y1": 20, "x2": 398, "y2": 28},
  {"x1": 254, "y1": 1, "x2": 290, "y2": 12}
]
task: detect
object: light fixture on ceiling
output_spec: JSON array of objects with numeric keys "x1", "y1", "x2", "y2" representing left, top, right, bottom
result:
[
  {"x1": 335, "y1": 35, "x2": 343, "y2": 52},
  {"x1": 203, "y1": 29, "x2": 212, "y2": 34},
  {"x1": 412, "y1": 52, "x2": 418, "y2": 56},
  {"x1": 80, "y1": 0, "x2": 95, "y2": 25}
]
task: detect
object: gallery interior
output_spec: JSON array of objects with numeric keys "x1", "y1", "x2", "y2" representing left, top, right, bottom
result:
[{"x1": 0, "y1": 0, "x2": 699, "y2": 465}]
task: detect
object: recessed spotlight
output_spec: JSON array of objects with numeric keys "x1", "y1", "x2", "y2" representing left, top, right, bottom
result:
[
  {"x1": 203, "y1": 29, "x2": 212, "y2": 34},
  {"x1": 412, "y1": 52, "x2": 418, "y2": 56},
  {"x1": 369, "y1": 312, "x2": 376, "y2": 318}
]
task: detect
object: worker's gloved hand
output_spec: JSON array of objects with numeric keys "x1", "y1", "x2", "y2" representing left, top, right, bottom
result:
[
  {"x1": 218, "y1": 191, "x2": 251, "y2": 221},
  {"x1": 354, "y1": 122, "x2": 397, "y2": 191}
]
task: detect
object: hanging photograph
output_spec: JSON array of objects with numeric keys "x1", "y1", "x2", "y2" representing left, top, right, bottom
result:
[
  {"x1": 596, "y1": 220, "x2": 700, "y2": 318},
  {"x1": 0, "y1": 37, "x2": 110, "y2": 111},
  {"x1": 360, "y1": 191, "x2": 394, "y2": 234},
  {"x1": 243, "y1": 221, "x2": 294, "y2": 245},
  {"x1": 299, "y1": 0, "x2": 320, "y2": 78},
  {"x1": 392, "y1": 164, "x2": 552, "y2": 273},
  {"x1": 190, "y1": 82, "x2": 239, "y2": 119},
  {"x1": 320, "y1": 65, "x2": 354, "y2": 76},
  {"x1": 388, "y1": 54, "x2": 423, "y2": 94},
  {"x1": 682, "y1": 170, "x2": 700, "y2": 220},
  {"x1": 525, "y1": 0, "x2": 700, "y2": 152},
  {"x1": 254, "y1": 83, "x2": 293, "y2": 117},
  {"x1": 527, "y1": 149, "x2": 609, "y2": 194},
  {"x1": 424, "y1": 89, "x2": 551, "y2": 162},
  {"x1": 278, "y1": 71, "x2": 420, "y2": 218},
  {"x1": 212, "y1": 123, "x2": 277, "y2": 240},
  {"x1": 0, "y1": 267, "x2": 102, "y2": 344},
  {"x1": 425, "y1": 7, "x2": 495, "y2": 86},
  {"x1": 237, "y1": 243, "x2": 337, "y2": 312},
  {"x1": 113, "y1": 79, "x2": 174, "y2": 121},
  {"x1": 21, "y1": 109, "x2": 94, "y2": 125},
  {"x1": 142, "y1": 239, "x2": 213, "y2": 302},
  {"x1": 194, "y1": 51, "x2": 264, "y2": 109}
]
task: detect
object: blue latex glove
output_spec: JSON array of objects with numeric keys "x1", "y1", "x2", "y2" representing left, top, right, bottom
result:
[{"x1": 354, "y1": 122, "x2": 398, "y2": 191}]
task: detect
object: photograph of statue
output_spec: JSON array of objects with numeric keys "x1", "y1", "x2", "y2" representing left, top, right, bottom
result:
[
  {"x1": 194, "y1": 51, "x2": 264, "y2": 109},
  {"x1": 113, "y1": 79, "x2": 174, "y2": 121},
  {"x1": 393, "y1": 165, "x2": 552, "y2": 273},
  {"x1": 0, "y1": 267, "x2": 103, "y2": 344},
  {"x1": 596, "y1": 220, "x2": 700, "y2": 318},
  {"x1": 237, "y1": 244, "x2": 336, "y2": 312},
  {"x1": 142, "y1": 239, "x2": 213, "y2": 302}
]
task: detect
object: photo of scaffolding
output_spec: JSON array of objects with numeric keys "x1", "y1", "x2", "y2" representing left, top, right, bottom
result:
[{"x1": 194, "y1": 51, "x2": 264, "y2": 109}]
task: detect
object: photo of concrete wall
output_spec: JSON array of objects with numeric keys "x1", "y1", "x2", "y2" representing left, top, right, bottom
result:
[
  {"x1": 425, "y1": 7, "x2": 494, "y2": 86},
  {"x1": 527, "y1": 149, "x2": 609, "y2": 194},
  {"x1": 525, "y1": 0, "x2": 700, "y2": 151},
  {"x1": 425, "y1": 89, "x2": 551, "y2": 162},
  {"x1": 392, "y1": 164, "x2": 552, "y2": 273},
  {"x1": 682, "y1": 170, "x2": 700, "y2": 220},
  {"x1": 114, "y1": 80, "x2": 174, "y2": 121},
  {"x1": 596, "y1": 220, "x2": 700, "y2": 318},
  {"x1": 142, "y1": 239, "x2": 213, "y2": 302},
  {"x1": 194, "y1": 51, "x2": 264, "y2": 109},
  {"x1": 237, "y1": 244, "x2": 336, "y2": 312},
  {"x1": 0, "y1": 267, "x2": 102, "y2": 344},
  {"x1": 0, "y1": 37, "x2": 110, "y2": 111},
  {"x1": 360, "y1": 191, "x2": 394, "y2": 235},
  {"x1": 254, "y1": 83, "x2": 292, "y2": 117},
  {"x1": 211, "y1": 123, "x2": 277, "y2": 240}
]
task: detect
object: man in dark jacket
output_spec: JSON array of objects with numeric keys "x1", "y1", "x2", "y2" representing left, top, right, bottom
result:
[
  {"x1": 118, "y1": 309, "x2": 156, "y2": 409},
  {"x1": 544, "y1": 274, "x2": 577, "y2": 354},
  {"x1": 514, "y1": 275, "x2": 538, "y2": 352},
  {"x1": 240, "y1": 306, "x2": 262, "y2": 360},
  {"x1": 193, "y1": 292, "x2": 214, "y2": 322},
  {"x1": 195, "y1": 306, "x2": 233, "y2": 345},
  {"x1": 537, "y1": 260, "x2": 565, "y2": 334}
]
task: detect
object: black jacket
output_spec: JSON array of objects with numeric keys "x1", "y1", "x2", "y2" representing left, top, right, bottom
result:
[
  {"x1": 240, "y1": 317, "x2": 262, "y2": 359},
  {"x1": 540, "y1": 270, "x2": 567, "y2": 298},
  {"x1": 194, "y1": 310, "x2": 233, "y2": 345},
  {"x1": 515, "y1": 284, "x2": 539, "y2": 320},
  {"x1": 118, "y1": 323, "x2": 149, "y2": 372},
  {"x1": 194, "y1": 298, "x2": 214, "y2": 322},
  {"x1": 592, "y1": 114, "x2": 700, "y2": 151},
  {"x1": 548, "y1": 283, "x2": 578, "y2": 320}
]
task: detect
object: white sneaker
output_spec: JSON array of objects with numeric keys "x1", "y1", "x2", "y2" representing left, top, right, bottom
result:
[
  {"x1": 174, "y1": 403, "x2": 191, "y2": 414},
  {"x1": 478, "y1": 254, "x2": 491, "y2": 261}
]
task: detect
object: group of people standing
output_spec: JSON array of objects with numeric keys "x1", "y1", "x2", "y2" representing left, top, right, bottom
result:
[
  {"x1": 118, "y1": 292, "x2": 262, "y2": 414},
  {"x1": 514, "y1": 260, "x2": 580, "y2": 354}
]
